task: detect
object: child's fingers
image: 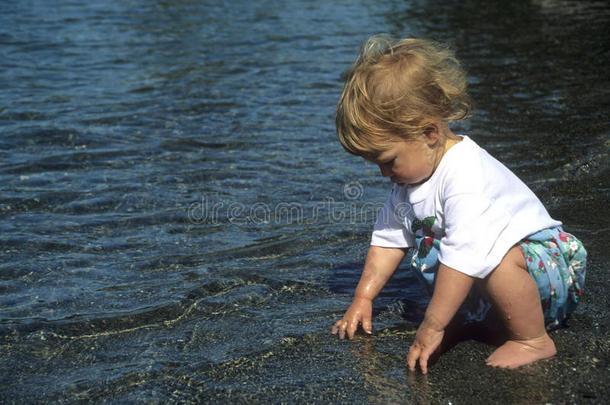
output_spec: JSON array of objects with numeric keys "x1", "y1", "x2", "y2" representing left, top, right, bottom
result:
[
  {"x1": 331, "y1": 320, "x2": 347, "y2": 339},
  {"x1": 408, "y1": 344, "x2": 432, "y2": 373},
  {"x1": 339, "y1": 321, "x2": 348, "y2": 339},
  {"x1": 335, "y1": 319, "x2": 357, "y2": 340},
  {"x1": 419, "y1": 350, "x2": 430, "y2": 374},
  {"x1": 408, "y1": 344, "x2": 434, "y2": 374},
  {"x1": 407, "y1": 344, "x2": 420, "y2": 371},
  {"x1": 362, "y1": 317, "x2": 372, "y2": 334},
  {"x1": 332, "y1": 316, "x2": 371, "y2": 340},
  {"x1": 346, "y1": 319, "x2": 359, "y2": 340},
  {"x1": 331, "y1": 321, "x2": 340, "y2": 335}
]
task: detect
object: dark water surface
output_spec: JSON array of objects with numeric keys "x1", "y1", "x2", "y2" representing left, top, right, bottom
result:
[{"x1": 1, "y1": 0, "x2": 608, "y2": 403}]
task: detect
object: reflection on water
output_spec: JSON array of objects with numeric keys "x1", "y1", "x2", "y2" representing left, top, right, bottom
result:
[{"x1": 1, "y1": 0, "x2": 608, "y2": 402}]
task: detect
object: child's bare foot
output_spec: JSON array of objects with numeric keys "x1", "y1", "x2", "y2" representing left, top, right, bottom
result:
[{"x1": 486, "y1": 333, "x2": 556, "y2": 369}]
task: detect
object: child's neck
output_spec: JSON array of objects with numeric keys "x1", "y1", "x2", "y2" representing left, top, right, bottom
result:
[
  {"x1": 443, "y1": 130, "x2": 461, "y2": 154},
  {"x1": 434, "y1": 126, "x2": 461, "y2": 167}
]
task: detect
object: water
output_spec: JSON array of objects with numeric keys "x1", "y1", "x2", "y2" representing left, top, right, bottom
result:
[{"x1": 1, "y1": 0, "x2": 608, "y2": 403}]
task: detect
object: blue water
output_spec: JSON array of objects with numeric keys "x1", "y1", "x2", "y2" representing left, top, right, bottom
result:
[{"x1": 1, "y1": 0, "x2": 608, "y2": 403}]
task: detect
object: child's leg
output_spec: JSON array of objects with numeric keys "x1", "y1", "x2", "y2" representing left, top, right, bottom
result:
[{"x1": 479, "y1": 246, "x2": 557, "y2": 368}]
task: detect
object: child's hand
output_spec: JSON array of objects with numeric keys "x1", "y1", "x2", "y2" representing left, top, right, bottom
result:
[
  {"x1": 331, "y1": 296, "x2": 373, "y2": 340},
  {"x1": 407, "y1": 317, "x2": 445, "y2": 374}
]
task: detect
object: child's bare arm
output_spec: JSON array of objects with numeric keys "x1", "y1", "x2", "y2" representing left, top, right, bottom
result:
[
  {"x1": 407, "y1": 263, "x2": 474, "y2": 373},
  {"x1": 332, "y1": 245, "x2": 406, "y2": 339}
]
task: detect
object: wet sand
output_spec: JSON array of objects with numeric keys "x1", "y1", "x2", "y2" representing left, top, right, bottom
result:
[{"x1": 199, "y1": 258, "x2": 609, "y2": 404}]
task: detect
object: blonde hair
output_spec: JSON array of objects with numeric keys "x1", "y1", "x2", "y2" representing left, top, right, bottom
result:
[{"x1": 336, "y1": 37, "x2": 472, "y2": 157}]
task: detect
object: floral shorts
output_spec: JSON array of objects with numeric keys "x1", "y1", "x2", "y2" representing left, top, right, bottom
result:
[{"x1": 411, "y1": 227, "x2": 587, "y2": 329}]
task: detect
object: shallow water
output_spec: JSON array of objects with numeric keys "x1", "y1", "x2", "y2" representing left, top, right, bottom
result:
[{"x1": 1, "y1": 0, "x2": 608, "y2": 403}]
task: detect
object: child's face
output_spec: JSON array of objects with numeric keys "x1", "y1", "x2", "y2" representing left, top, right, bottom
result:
[{"x1": 369, "y1": 137, "x2": 438, "y2": 186}]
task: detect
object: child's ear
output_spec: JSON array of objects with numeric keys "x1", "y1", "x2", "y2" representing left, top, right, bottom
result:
[{"x1": 422, "y1": 123, "x2": 440, "y2": 146}]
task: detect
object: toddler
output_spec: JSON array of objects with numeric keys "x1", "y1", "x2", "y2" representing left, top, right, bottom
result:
[{"x1": 331, "y1": 37, "x2": 587, "y2": 373}]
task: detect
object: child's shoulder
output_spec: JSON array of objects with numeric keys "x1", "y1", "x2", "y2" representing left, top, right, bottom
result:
[
  {"x1": 440, "y1": 136, "x2": 486, "y2": 175},
  {"x1": 441, "y1": 135, "x2": 531, "y2": 201},
  {"x1": 448, "y1": 135, "x2": 481, "y2": 160},
  {"x1": 438, "y1": 136, "x2": 501, "y2": 193}
]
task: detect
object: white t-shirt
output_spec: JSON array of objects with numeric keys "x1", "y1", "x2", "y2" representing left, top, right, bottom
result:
[{"x1": 371, "y1": 135, "x2": 561, "y2": 278}]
